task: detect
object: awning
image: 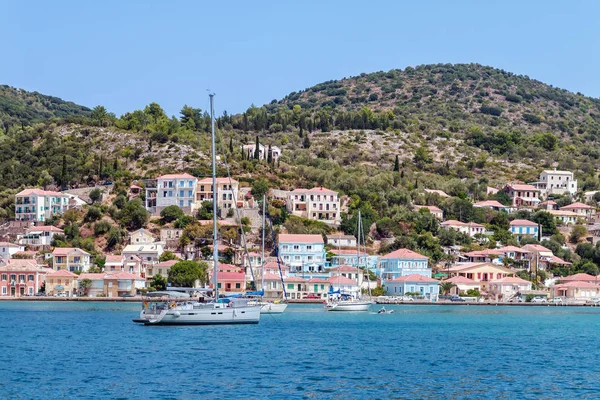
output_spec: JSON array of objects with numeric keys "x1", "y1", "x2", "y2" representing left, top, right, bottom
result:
[{"x1": 517, "y1": 197, "x2": 541, "y2": 203}]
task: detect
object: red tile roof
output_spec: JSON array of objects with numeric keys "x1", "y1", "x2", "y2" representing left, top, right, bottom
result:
[
  {"x1": 307, "y1": 277, "x2": 329, "y2": 283},
  {"x1": 381, "y1": 248, "x2": 428, "y2": 260},
  {"x1": 446, "y1": 276, "x2": 478, "y2": 284},
  {"x1": 47, "y1": 269, "x2": 78, "y2": 278},
  {"x1": 558, "y1": 273, "x2": 599, "y2": 282},
  {"x1": 329, "y1": 265, "x2": 360, "y2": 272},
  {"x1": 509, "y1": 219, "x2": 538, "y2": 227},
  {"x1": 263, "y1": 262, "x2": 289, "y2": 270},
  {"x1": 491, "y1": 277, "x2": 531, "y2": 285},
  {"x1": 473, "y1": 200, "x2": 506, "y2": 208},
  {"x1": 217, "y1": 272, "x2": 245, "y2": 281},
  {"x1": 52, "y1": 247, "x2": 90, "y2": 256},
  {"x1": 328, "y1": 275, "x2": 356, "y2": 285},
  {"x1": 105, "y1": 255, "x2": 124, "y2": 263},
  {"x1": 560, "y1": 202, "x2": 595, "y2": 210},
  {"x1": 390, "y1": 274, "x2": 438, "y2": 283},
  {"x1": 506, "y1": 184, "x2": 539, "y2": 191},
  {"x1": 307, "y1": 187, "x2": 337, "y2": 194},
  {"x1": 155, "y1": 260, "x2": 178, "y2": 267},
  {"x1": 262, "y1": 272, "x2": 282, "y2": 281},
  {"x1": 104, "y1": 272, "x2": 142, "y2": 280},
  {"x1": 416, "y1": 205, "x2": 443, "y2": 212},
  {"x1": 278, "y1": 234, "x2": 324, "y2": 244},
  {"x1": 198, "y1": 177, "x2": 238, "y2": 184},
  {"x1": 157, "y1": 173, "x2": 196, "y2": 180},
  {"x1": 555, "y1": 281, "x2": 600, "y2": 289},
  {"x1": 30, "y1": 225, "x2": 64, "y2": 232},
  {"x1": 284, "y1": 276, "x2": 307, "y2": 283},
  {"x1": 16, "y1": 188, "x2": 66, "y2": 197}
]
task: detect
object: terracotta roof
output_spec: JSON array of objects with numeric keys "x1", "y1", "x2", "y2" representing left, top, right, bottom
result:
[
  {"x1": 262, "y1": 272, "x2": 282, "y2": 281},
  {"x1": 548, "y1": 210, "x2": 578, "y2": 216},
  {"x1": 105, "y1": 255, "x2": 124, "y2": 263},
  {"x1": 52, "y1": 247, "x2": 90, "y2": 256},
  {"x1": 473, "y1": 200, "x2": 506, "y2": 208},
  {"x1": 555, "y1": 281, "x2": 600, "y2": 289},
  {"x1": 558, "y1": 273, "x2": 599, "y2": 282},
  {"x1": 307, "y1": 277, "x2": 329, "y2": 283},
  {"x1": 509, "y1": 219, "x2": 538, "y2": 227},
  {"x1": 263, "y1": 262, "x2": 289, "y2": 270},
  {"x1": 197, "y1": 177, "x2": 238, "y2": 184},
  {"x1": 157, "y1": 173, "x2": 196, "y2": 180},
  {"x1": 329, "y1": 265, "x2": 360, "y2": 272},
  {"x1": 560, "y1": 202, "x2": 595, "y2": 210},
  {"x1": 16, "y1": 188, "x2": 66, "y2": 197},
  {"x1": 381, "y1": 248, "x2": 427, "y2": 260},
  {"x1": 104, "y1": 272, "x2": 142, "y2": 280},
  {"x1": 78, "y1": 273, "x2": 105, "y2": 280},
  {"x1": 497, "y1": 246, "x2": 530, "y2": 254},
  {"x1": 506, "y1": 184, "x2": 539, "y2": 191},
  {"x1": 307, "y1": 187, "x2": 337, "y2": 195},
  {"x1": 29, "y1": 226, "x2": 64, "y2": 233},
  {"x1": 329, "y1": 249, "x2": 368, "y2": 256},
  {"x1": 445, "y1": 276, "x2": 478, "y2": 284},
  {"x1": 216, "y1": 271, "x2": 245, "y2": 281},
  {"x1": 47, "y1": 269, "x2": 78, "y2": 278},
  {"x1": 448, "y1": 262, "x2": 512, "y2": 273},
  {"x1": 390, "y1": 274, "x2": 438, "y2": 283},
  {"x1": 0, "y1": 259, "x2": 44, "y2": 272},
  {"x1": 549, "y1": 256, "x2": 571, "y2": 265},
  {"x1": 522, "y1": 244, "x2": 552, "y2": 253},
  {"x1": 491, "y1": 277, "x2": 531, "y2": 285},
  {"x1": 278, "y1": 234, "x2": 324, "y2": 244},
  {"x1": 441, "y1": 220, "x2": 466, "y2": 227},
  {"x1": 328, "y1": 275, "x2": 357, "y2": 285},
  {"x1": 0, "y1": 242, "x2": 22, "y2": 248},
  {"x1": 284, "y1": 276, "x2": 306, "y2": 283},
  {"x1": 155, "y1": 260, "x2": 178, "y2": 267}
]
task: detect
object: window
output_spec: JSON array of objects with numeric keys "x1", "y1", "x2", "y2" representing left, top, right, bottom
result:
[
  {"x1": 293, "y1": 245, "x2": 299, "y2": 251},
  {"x1": 10, "y1": 274, "x2": 16, "y2": 282},
  {"x1": 1, "y1": 287, "x2": 5, "y2": 295},
  {"x1": 307, "y1": 245, "x2": 312, "y2": 251},
  {"x1": 168, "y1": 191, "x2": 173, "y2": 197},
  {"x1": 235, "y1": 283, "x2": 241, "y2": 289},
  {"x1": 287, "y1": 284, "x2": 294, "y2": 289},
  {"x1": 28, "y1": 275, "x2": 34, "y2": 282},
  {"x1": 1, "y1": 274, "x2": 6, "y2": 282},
  {"x1": 477, "y1": 273, "x2": 482, "y2": 279},
  {"x1": 179, "y1": 190, "x2": 185, "y2": 197},
  {"x1": 188, "y1": 190, "x2": 193, "y2": 197},
  {"x1": 217, "y1": 283, "x2": 222, "y2": 289},
  {"x1": 29, "y1": 287, "x2": 33, "y2": 295},
  {"x1": 180, "y1": 200, "x2": 184, "y2": 207},
  {"x1": 188, "y1": 180, "x2": 193, "y2": 188}
]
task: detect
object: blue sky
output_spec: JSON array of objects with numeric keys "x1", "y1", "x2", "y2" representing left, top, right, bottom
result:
[{"x1": 2, "y1": 0, "x2": 598, "y2": 117}]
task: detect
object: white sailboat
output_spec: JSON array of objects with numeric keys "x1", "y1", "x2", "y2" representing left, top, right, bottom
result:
[
  {"x1": 255, "y1": 194, "x2": 288, "y2": 314},
  {"x1": 134, "y1": 94, "x2": 260, "y2": 325},
  {"x1": 325, "y1": 211, "x2": 373, "y2": 312}
]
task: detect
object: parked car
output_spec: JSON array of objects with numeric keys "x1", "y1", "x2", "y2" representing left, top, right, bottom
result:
[
  {"x1": 304, "y1": 294, "x2": 320, "y2": 299},
  {"x1": 551, "y1": 297, "x2": 565, "y2": 304},
  {"x1": 450, "y1": 295, "x2": 466, "y2": 302},
  {"x1": 121, "y1": 293, "x2": 135, "y2": 298},
  {"x1": 401, "y1": 296, "x2": 414, "y2": 302},
  {"x1": 54, "y1": 292, "x2": 67, "y2": 297},
  {"x1": 438, "y1": 295, "x2": 452, "y2": 300},
  {"x1": 531, "y1": 297, "x2": 547, "y2": 303},
  {"x1": 34, "y1": 292, "x2": 46, "y2": 297}
]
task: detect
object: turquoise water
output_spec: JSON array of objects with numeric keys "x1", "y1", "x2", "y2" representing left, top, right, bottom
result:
[{"x1": 1, "y1": 302, "x2": 600, "y2": 399}]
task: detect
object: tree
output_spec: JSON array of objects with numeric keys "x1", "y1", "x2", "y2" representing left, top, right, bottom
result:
[
  {"x1": 533, "y1": 211, "x2": 558, "y2": 236},
  {"x1": 393, "y1": 155, "x2": 399, "y2": 172},
  {"x1": 229, "y1": 137, "x2": 234, "y2": 153},
  {"x1": 413, "y1": 146, "x2": 432, "y2": 168},
  {"x1": 150, "y1": 274, "x2": 167, "y2": 290},
  {"x1": 80, "y1": 278, "x2": 92, "y2": 296},
  {"x1": 160, "y1": 205, "x2": 184, "y2": 223},
  {"x1": 37, "y1": 170, "x2": 53, "y2": 189},
  {"x1": 59, "y1": 154, "x2": 68, "y2": 188},
  {"x1": 89, "y1": 188, "x2": 103, "y2": 204},
  {"x1": 106, "y1": 227, "x2": 123, "y2": 249},
  {"x1": 303, "y1": 135, "x2": 311, "y2": 149},
  {"x1": 168, "y1": 260, "x2": 208, "y2": 287},
  {"x1": 440, "y1": 281, "x2": 454, "y2": 295},
  {"x1": 91, "y1": 105, "x2": 109, "y2": 127},
  {"x1": 251, "y1": 178, "x2": 270, "y2": 200},
  {"x1": 84, "y1": 206, "x2": 102, "y2": 222},
  {"x1": 267, "y1": 144, "x2": 273, "y2": 164},
  {"x1": 570, "y1": 225, "x2": 588, "y2": 243},
  {"x1": 118, "y1": 199, "x2": 149, "y2": 230},
  {"x1": 254, "y1": 136, "x2": 260, "y2": 159},
  {"x1": 159, "y1": 251, "x2": 179, "y2": 262}
]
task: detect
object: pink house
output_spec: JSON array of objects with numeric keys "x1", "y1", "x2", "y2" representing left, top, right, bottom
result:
[
  {"x1": 559, "y1": 202, "x2": 595, "y2": 219},
  {"x1": 440, "y1": 220, "x2": 485, "y2": 237},
  {"x1": 0, "y1": 259, "x2": 49, "y2": 297},
  {"x1": 503, "y1": 184, "x2": 541, "y2": 208}
]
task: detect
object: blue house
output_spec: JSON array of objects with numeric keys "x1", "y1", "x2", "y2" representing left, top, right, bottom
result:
[
  {"x1": 329, "y1": 249, "x2": 379, "y2": 272},
  {"x1": 385, "y1": 274, "x2": 439, "y2": 299},
  {"x1": 509, "y1": 219, "x2": 539, "y2": 242},
  {"x1": 378, "y1": 248, "x2": 431, "y2": 284},
  {"x1": 278, "y1": 234, "x2": 327, "y2": 275}
]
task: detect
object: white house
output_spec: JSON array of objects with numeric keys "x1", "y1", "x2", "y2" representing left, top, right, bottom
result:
[
  {"x1": 0, "y1": 242, "x2": 25, "y2": 260},
  {"x1": 530, "y1": 169, "x2": 577, "y2": 199},
  {"x1": 509, "y1": 220, "x2": 539, "y2": 242},
  {"x1": 278, "y1": 234, "x2": 326, "y2": 274},
  {"x1": 287, "y1": 187, "x2": 341, "y2": 225},
  {"x1": 547, "y1": 210, "x2": 578, "y2": 225},
  {"x1": 18, "y1": 225, "x2": 64, "y2": 247},
  {"x1": 242, "y1": 143, "x2": 281, "y2": 161},
  {"x1": 488, "y1": 276, "x2": 532, "y2": 299},
  {"x1": 52, "y1": 247, "x2": 92, "y2": 272},
  {"x1": 326, "y1": 235, "x2": 357, "y2": 248},
  {"x1": 145, "y1": 173, "x2": 198, "y2": 214},
  {"x1": 122, "y1": 243, "x2": 164, "y2": 267},
  {"x1": 328, "y1": 275, "x2": 360, "y2": 298},
  {"x1": 15, "y1": 189, "x2": 70, "y2": 222},
  {"x1": 385, "y1": 274, "x2": 439, "y2": 300},
  {"x1": 414, "y1": 205, "x2": 444, "y2": 220},
  {"x1": 196, "y1": 177, "x2": 240, "y2": 214},
  {"x1": 440, "y1": 220, "x2": 486, "y2": 237},
  {"x1": 559, "y1": 202, "x2": 595, "y2": 219}
]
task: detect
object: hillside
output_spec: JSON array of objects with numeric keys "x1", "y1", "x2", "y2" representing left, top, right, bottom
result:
[{"x1": 0, "y1": 85, "x2": 91, "y2": 126}]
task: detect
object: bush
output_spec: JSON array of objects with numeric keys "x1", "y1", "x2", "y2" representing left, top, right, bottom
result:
[
  {"x1": 84, "y1": 206, "x2": 103, "y2": 222},
  {"x1": 94, "y1": 220, "x2": 112, "y2": 235},
  {"x1": 480, "y1": 106, "x2": 502, "y2": 116},
  {"x1": 160, "y1": 205, "x2": 184, "y2": 223}
]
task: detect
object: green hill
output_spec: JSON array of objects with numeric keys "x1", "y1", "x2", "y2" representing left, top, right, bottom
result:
[{"x1": 0, "y1": 85, "x2": 91, "y2": 126}]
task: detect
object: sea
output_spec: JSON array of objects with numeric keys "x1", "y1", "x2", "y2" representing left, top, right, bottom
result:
[{"x1": 0, "y1": 302, "x2": 599, "y2": 399}]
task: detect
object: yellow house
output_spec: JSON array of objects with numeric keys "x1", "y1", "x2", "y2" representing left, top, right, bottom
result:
[
  {"x1": 45, "y1": 269, "x2": 79, "y2": 296},
  {"x1": 448, "y1": 263, "x2": 515, "y2": 290},
  {"x1": 52, "y1": 247, "x2": 91, "y2": 272}
]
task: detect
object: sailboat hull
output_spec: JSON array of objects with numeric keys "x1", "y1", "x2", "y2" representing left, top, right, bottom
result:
[
  {"x1": 260, "y1": 303, "x2": 288, "y2": 314},
  {"x1": 325, "y1": 302, "x2": 372, "y2": 312},
  {"x1": 136, "y1": 305, "x2": 261, "y2": 325}
]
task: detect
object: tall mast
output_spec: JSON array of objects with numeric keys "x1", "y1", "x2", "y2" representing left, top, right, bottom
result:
[
  {"x1": 210, "y1": 93, "x2": 219, "y2": 300},
  {"x1": 261, "y1": 194, "x2": 266, "y2": 291},
  {"x1": 356, "y1": 210, "x2": 361, "y2": 299}
]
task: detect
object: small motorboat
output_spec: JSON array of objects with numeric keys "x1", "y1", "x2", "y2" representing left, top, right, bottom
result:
[{"x1": 378, "y1": 307, "x2": 394, "y2": 314}]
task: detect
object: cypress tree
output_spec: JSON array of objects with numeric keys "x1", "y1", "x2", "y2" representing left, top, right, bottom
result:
[
  {"x1": 267, "y1": 144, "x2": 273, "y2": 164},
  {"x1": 60, "y1": 155, "x2": 67, "y2": 187},
  {"x1": 400, "y1": 170, "x2": 404, "y2": 179},
  {"x1": 254, "y1": 136, "x2": 260, "y2": 159},
  {"x1": 229, "y1": 137, "x2": 234, "y2": 153},
  {"x1": 99, "y1": 155, "x2": 104, "y2": 179},
  {"x1": 303, "y1": 135, "x2": 311, "y2": 149},
  {"x1": 393, "y1": 155, "x2": 399, "y2": 172}
]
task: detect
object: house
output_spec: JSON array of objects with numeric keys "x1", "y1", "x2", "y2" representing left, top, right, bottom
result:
[
  {"x1": 0, "y1": 259, "x2": 49, "y2": 297},
  {"x1": 160, "y1": 228, "x2": 183, "y2": 249},
  {"x1": 447, "y1": 263, "x2": 515, "y2": 291},
  {"x1": 210, "y1": 264, "x2": 246, "y2": 293},
  {"x1": 553, "y1": 281, "x2": 600, "y2": 300},
  {"x1": 78, "y1": 272, "x2": 143, "y2": 297},
  {"x1": 146, "y1": 259, "x2": 178, "y2": 281},
  {"x1": 473, "y1": 200, "x2": 511, "y2": 213},
  {"x1": 488, "y1": 277, "x2": 532, "y2": 300},
  {"x1": 242, "y1": 252, "x2": 263, "y2": 270},
  {"x1": 128, "y1": 228, "x2": 155, "y2": 245},
  {"x1": 122, "y1": 243, "x2": 164, "y2": 267},
  {"x1": 305, "y1": 277, "x2": 329, "y2": 299},
  {"x1": 423, "y1": 189, "x2": 450, "y2": 198},
  {"x1": 463, "y1": 249, "x2": 504, "y2": 263},
  {"x1": 496, "y1": 246, "x2": 531, "y2": 267},
  {"x1": 52, "y1": 248, "x2": 91, "y2": 272},
  {"x1": 18, "y1": 225, "x2": 64, "y2": 247},
  {"x1": 414, "y1": 205, "x2": 444, "y2": 220},
  {"x1": 548, "y1": 210, "x2": 578, "y2": 225},
  {"x1": 509, "y1": 220, "x2": 539, "y2": 242},
  {"x1": 326, "y1": 234, "x2": 357, "y2": 248},
  {"x1": 287, "y1": 187, "x2": 341, "y2": 226},
  {"x1": 487, "y1": 187, "x2": 499, "y2": 196},
  {"x1": 45, "y1": 269, "x2": 78, "y2": 296},
  {"x1": 328, "y1": 275, "x2": 360, "y2": 297},
  {"x1": 129, "y1": 184, "x2": 143, "y2": 200},
  {"x1": 378, "y1": 248, "x2": 430, "y2": 283},
  {"x1": 144, "y1": 173, "x2": 198, "y2": 214},
  {"x1": 329, "y1": 249, "x2": 378, "y2": 271},
  {"x1": 241, "y1": 143, "x2": 281, "y2": 161},
  {"x1": 503, "y1": 184, "x2": 541, "y2": 208},
  {"x1": 283, "y1": 276, "x2": 307, "y2": 300},
  {"x1": 444, "y1": 276, "x2": 481, "y2": 295},
  {"x1": 521, "y1": 244, "x2": 570, "y2": 272},
  {"x1": 278, "y1": 234, "x2": 327, "y2": 274},
  {"x1": 538, "y1": 200, "x2": 558, "y2": 211},
  {"x1": 559, "y1": 202, "x2": 595, "y2": 219},
  {"x1": 385, "y1": 274, "x2": 439, "y2": 299},
  {"x1": 14, "y1": 188, "x2": 70, "y2": 222},
  {"x1": 440, "y1": 220, "x2": 486, "y2": 237},
  {"x1": 262, "y1": 272, "x2": 286, "y2": 299},
  {"x1": 529, "y1": 169, "x2": 577, "y2": 199},
  {"x1": 261, "y1": 262, "x2": 290, "y2": 278},
  {"x1": 196, "y1": 177, "x2": 240, "y2": 215},
  {"x1": 584, "y1": 191, "x2": 599, "y2": 203},
  {"x1": 328, "y1": 265, "x2": 363, "y2": 287},
  {"x1": 0, "y1": 242, "x2": 25, "y2": 260},
  {"x1": 104, "y1": 255, "x2": 125, "y2": 272}
]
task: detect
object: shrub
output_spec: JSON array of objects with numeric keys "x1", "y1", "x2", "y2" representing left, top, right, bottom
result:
[{"x1": 94, "y1": 220, "x2": 112, "y2": 235}]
